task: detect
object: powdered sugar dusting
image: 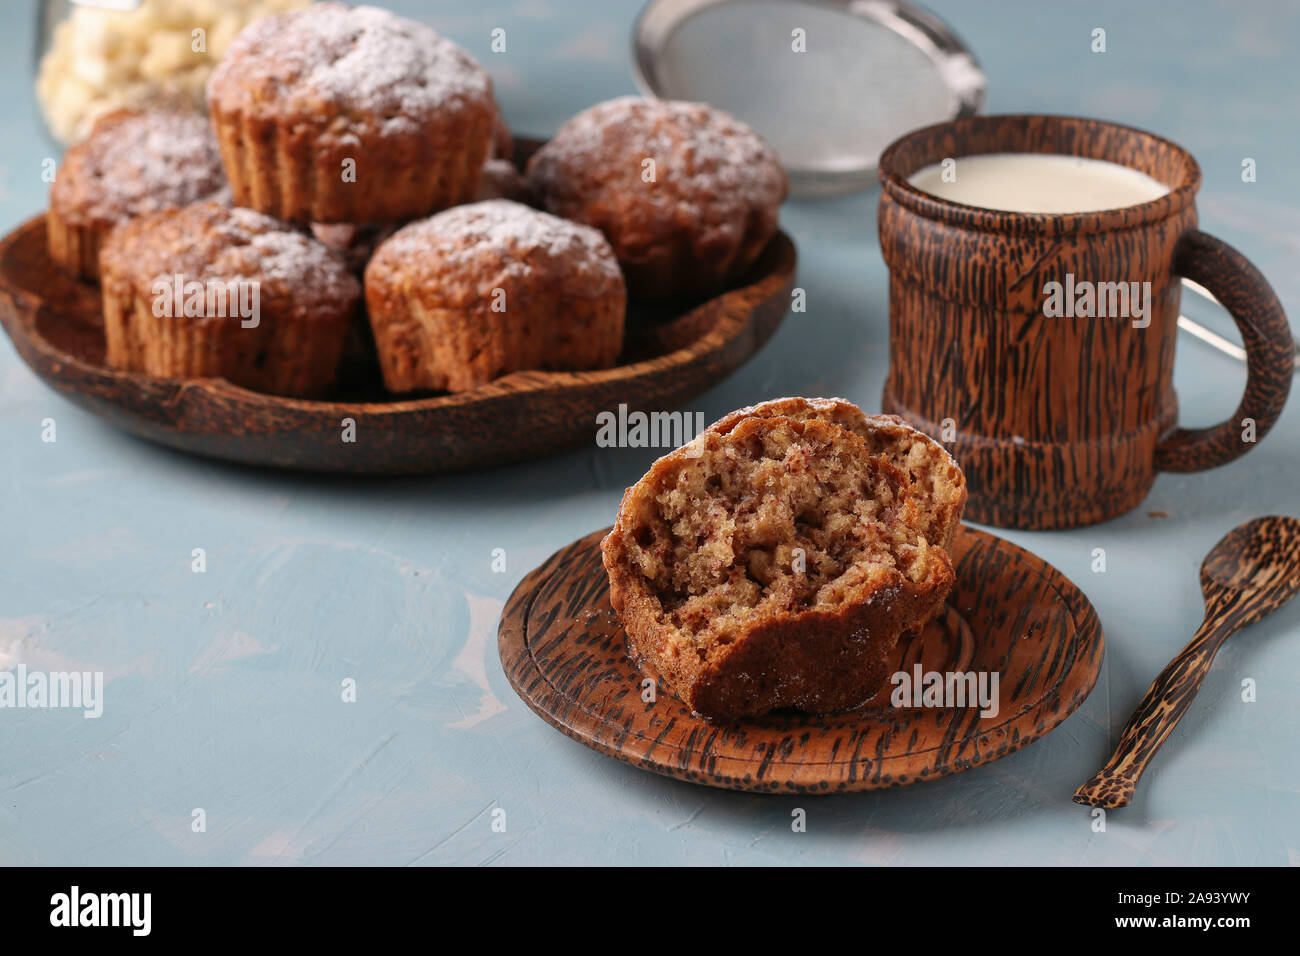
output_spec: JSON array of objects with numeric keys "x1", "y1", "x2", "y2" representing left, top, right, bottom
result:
[
  {"x1": 530, "y1": 96, "x2": 787, "y2": 213},
  {"x1": 208, "y1": 3, "x2": 493, "y2": 124},
  {"x1": 378, "y1": 199, "x2": 622, "y2": 283},
  {"x1": 212, "y1": 206, "x2": 359, "y2": 313},
  {"x1": 56, "y1": 110, "x2": 225, "y2": 221},
  {"x1": 108, "y1": 202, "x2": 360, "y2": 320}
]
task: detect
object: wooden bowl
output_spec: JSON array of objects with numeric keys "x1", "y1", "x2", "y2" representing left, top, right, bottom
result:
[
  {"x1": 499, "y1": 525, "x2": 1105, "y2": 794},
  {"x1": 0, "y1": 143, "x2": 795, "y2": 475}
]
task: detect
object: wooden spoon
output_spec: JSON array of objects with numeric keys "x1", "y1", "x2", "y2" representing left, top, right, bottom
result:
[{"x1": 1074, "y1": 516, "x2": 1300, "y2": 809}]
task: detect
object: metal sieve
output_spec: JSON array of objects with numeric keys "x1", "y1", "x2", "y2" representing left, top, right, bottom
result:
[{"x1": 632, "y1": 0, "x2": 986, "y2": 197}]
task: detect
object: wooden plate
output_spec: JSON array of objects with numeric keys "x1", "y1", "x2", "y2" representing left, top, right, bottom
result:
[
  {"x1": 499, "y1": 525, "x2": 1105, "y2": 793},
  {"x1": 0, "y1": 141, "x2": 795, "y2": 475}
]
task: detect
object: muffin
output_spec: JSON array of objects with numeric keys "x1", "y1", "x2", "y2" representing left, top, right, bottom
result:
[
  {"x1": 526, "y1": 96, "x2": 788, "y2": 300},
  {"x1": 206, "y1": 3, "x2": 498, "y2": 223},
  {"x1": 47, "y1": 109, "x2": 227, "y2": 279},
  {"x1": 364, "y1": 199, "x2": 626, "y2": 393},
  {"x1": 602, "y1": 413, "x2": 957, "y2": 720},
  {"x1": 99, "y1": 201, "x2": 359, "y2": 397},
  {"x1": 707, "y1": 397, "x2": 967, "y2": 553}
]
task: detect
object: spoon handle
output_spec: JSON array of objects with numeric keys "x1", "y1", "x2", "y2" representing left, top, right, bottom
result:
[{"x1": 1073, "y1": 615, "x2": 1232, "y2": 808}]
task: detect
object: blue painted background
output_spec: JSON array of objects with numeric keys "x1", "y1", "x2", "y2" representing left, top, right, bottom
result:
[{"x1": 2, "y1": 0, "x2": 1297, "y2": 865}]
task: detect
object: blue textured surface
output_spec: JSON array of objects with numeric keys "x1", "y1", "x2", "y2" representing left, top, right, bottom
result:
[{"x1": 2, "y1": 0, "x2": 1297, "y2": 865}]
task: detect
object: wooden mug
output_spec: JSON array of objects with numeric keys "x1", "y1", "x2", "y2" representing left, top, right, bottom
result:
[{"x1": 877, "y1": 114, "x2": 1294, "y2": 529}]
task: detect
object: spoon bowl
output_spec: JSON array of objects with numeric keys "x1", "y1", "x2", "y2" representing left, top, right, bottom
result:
[{"x1": 1200, "y1": 516, "x2": 1300, "y2": 611}]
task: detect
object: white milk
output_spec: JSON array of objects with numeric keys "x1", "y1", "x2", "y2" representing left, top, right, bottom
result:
[{"x1": 907, "y1": 152, "x2": 1170, "y2": 213}]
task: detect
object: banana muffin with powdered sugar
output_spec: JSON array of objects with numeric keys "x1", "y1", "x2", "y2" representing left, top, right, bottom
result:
[
  {"x1": 207, "y1": 2, "x2": 499, "y2": 223},
  {"x1": 48, "y1": 109, "x2": 227, "y2": 279},
  {"x1": 526, "y1": 97, "x2": 787, "y2": 300},
  {"x1": 100, "y1": 201, "x2": 359, "y2": 397},
  {"x1": 364, "y1": 199, "x2": 625, "y2": 393}
]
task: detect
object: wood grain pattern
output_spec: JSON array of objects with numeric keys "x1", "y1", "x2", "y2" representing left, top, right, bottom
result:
[
  {"x1": 877, "y1": 114, "x2": 1294, "y2": 529},
  {"x1": 498, "y1": 525, "x2": 1104, "y2": 794},
  {"x1": 1074, "y1": 515, "x2": 1300, "y2": 809},
  {"x1": 1157, "y1": 232, "x2": 1295, "y2": 472},
  {"x1": 0, "y1": 138, "x2": 796, "y2": 476}
]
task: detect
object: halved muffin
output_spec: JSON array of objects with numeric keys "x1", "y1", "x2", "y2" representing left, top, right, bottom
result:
[{"x1": 601, "y1": 413, "x2": 957, "y2": 720}]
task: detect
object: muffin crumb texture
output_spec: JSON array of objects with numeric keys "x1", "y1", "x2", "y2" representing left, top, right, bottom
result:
[
  {"x1": 707, "y1": 398, "x2": 967, "y2": 552},
  {"x1": 603, "y1": 404, "x2": 963, "y2": 719}
]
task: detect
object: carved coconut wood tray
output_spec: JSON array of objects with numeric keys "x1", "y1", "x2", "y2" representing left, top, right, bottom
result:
[
  {"x1": 0, "y1": 140, "x2": 795, "y2": 475},
  {"x1": 499, "y1": 525, "x2": 1104, "y2": 794}
]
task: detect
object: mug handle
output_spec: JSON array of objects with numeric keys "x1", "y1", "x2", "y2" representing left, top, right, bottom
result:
[{"x1": 1155, "y1": 230, "x2": 1294, "y2": 472}]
